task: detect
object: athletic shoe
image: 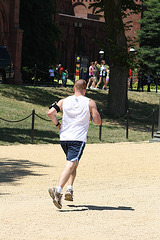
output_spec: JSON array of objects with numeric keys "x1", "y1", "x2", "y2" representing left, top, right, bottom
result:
[
  {"x1": 64, "y1": 188, "x2": 73, "y2": 201},
  {"x1": 48, "y1": 188, "x2": 62, "y2": 209}
]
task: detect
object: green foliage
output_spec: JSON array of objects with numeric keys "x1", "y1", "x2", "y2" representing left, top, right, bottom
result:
[
  {"x1": 121, "y1": 0, "x2": 141, "y2": 12},
  {"x1": 20, "y1": 0, "x2": 61, "y2": 71},
  {"x1": 89, "y1": 0, "x2": 141, "y2": 67},
  {"x1": 89, "y1": 0, "x2": 141, "y2": 15},
  {"x1": 137, "y1": 0, "x2": 160, "y2": 76}
]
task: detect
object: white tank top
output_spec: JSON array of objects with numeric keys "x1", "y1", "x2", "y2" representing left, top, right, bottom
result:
[{"x1": 60, "y1": 95, "x2": 90, "y2": 142}]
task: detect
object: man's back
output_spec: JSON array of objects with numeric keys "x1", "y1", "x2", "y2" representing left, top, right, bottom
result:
[{"x1": 60, "y1": 95, "x2": 90, "y2": 142}]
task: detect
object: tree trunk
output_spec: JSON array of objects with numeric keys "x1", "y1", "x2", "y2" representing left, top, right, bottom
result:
[
  {"x1": 108, "y1": 66, "x2": 128, "y2": 116},
  {"x1": 104, "y1": 0, "x2": 129, "y2": 116}
]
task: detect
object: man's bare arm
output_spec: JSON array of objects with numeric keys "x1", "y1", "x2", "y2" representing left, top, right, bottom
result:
[
  {"x1": 89, "y1": 99, "x2": 101, "y2": 126},
  {"x1": 48, "y1": 99, "x2": 64, "y2": 130}
]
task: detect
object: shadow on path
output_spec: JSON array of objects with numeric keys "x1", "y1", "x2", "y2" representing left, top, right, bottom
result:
[
  {"x1": 60, "y1": 204, "x2": 135, "y2": 212},
  {"x1": 0, "y1": 158, "x2": 50, "y2": 185}
]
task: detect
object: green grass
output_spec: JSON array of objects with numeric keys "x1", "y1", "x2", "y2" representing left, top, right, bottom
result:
[{"x1": 0, "y1": 84, "x2": 159, "y2": 145}]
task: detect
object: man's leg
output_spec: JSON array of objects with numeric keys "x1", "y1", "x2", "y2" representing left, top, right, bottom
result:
[
  {"x1": 58, "y1": 160, "x2": 77, "y2": 188},
  {"x1": 67, "y1": 162, "x2": 78, "y2": 186},
  {"x1": 49, "y1": 141, "x2": 85, "y2": 207},
  {"x1": 64, "y1": 163, "x2": 78, "y2": 201},
  {"x1": 48, "y1": 161, "x2": 77, "y2": 209}
]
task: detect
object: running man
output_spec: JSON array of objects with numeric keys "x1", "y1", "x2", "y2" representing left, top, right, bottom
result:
[{"x1": 48, "y1": 79, "x2": 101, "y2": 209}]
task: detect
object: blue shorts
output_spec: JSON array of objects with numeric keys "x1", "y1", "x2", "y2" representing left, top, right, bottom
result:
[{"x1": 60, "y1": 141, "x2": 85, "y2": 163}]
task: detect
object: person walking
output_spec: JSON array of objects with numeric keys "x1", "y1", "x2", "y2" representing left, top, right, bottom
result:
[
  {"x1": 94, "y1": 60, "x2": 99, "y2": 82},
  {"x1": 128, "y1": 68, "x2": 133, "y2": 90},
  {"x1": 91, "y1": 60, "x2": 99, "y2": 89},
  {"x1": 86, "y1": 62, "x2": 96, "y2": 89},
  {"x1": 47, "y1": 79, "x2": 101, "y2": 209},
  {"x1": 61, "y1": 69, "x2": 67, "y2": 87},
  {"x1": 95, "y1": 60, "x2": 108, "y2": 89},
  {"x1": 102, "y1": 66, "x2": 110, "y2": 90},
  {"x1": 49, "y1": 66, "x2": 55, "y2": 87},
  {"x1": 56, "y1": 64, "x2": 62, "y2": 87},
  {"x1": 146, "y1": 72, "x2": 152, "y2": 92}
]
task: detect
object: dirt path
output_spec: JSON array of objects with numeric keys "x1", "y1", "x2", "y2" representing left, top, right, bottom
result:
[{"x1": 0, "y1": 142, "x2": 160, "y2": 240}]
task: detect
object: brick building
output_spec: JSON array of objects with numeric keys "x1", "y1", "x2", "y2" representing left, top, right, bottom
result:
[
  {"x1": 0, "y1": 0, "x2": 141, "y2": 84},
  {"x1": 55, "y1": 0, "x2": 105, "y2": 75},
  {"x1": 55, "y1": 0, "x2": 141, "y2": 76},
  {"x1": 0, "y1": 0, "x2": 23, "y2": 84}
]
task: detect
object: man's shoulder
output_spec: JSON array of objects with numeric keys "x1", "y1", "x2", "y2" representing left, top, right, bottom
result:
[
  {"x1": 65, "y1": 95, "x2": 90, "y2": 102},
  {"x1": 64, "y1": 95, "x2": 74, "y2": 101},
  {"x1": 82, "y1": 95, "x2": 90, "y2": 103}
]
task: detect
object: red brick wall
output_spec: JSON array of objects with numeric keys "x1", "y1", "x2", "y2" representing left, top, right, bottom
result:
[
  {"x1": 55, "y1": 0, "x2": 105, "y2": 74},
  {"x1": 0, "y1": 0, "x2": 23, "y2": 84}
]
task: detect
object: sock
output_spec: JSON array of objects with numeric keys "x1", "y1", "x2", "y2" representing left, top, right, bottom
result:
[
  {"x1": 67, "y1": 185, "x2": 73, "y2": 191},
  {"x1": 56, "y1": 186, "x2": 62, "y2": 194}
]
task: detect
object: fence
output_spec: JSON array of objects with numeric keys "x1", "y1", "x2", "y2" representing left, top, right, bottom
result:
[
  {"x1": 99, "y1": 109, "x2": 157, "y2": 141},
  {"x1": 0, "y1": 109, "x2": 158, "y2": 144},
  {"x1": 0, "y1": 110, "x2": 50, "y2": 143},
  {"x1": 22, "y1": 65, "x2": 75, "y2": 86}
]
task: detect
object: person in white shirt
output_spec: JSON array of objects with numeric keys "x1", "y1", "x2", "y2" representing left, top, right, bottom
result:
[
  {"x1": 49, "y1": 66, "x2": 55, "y2": 86},
  {"x1": 96, "y1": 60, "x2": 108, "y2": 89},
  {"x1": 48, "y1": 79, "x2": 101, "y2": 209}
]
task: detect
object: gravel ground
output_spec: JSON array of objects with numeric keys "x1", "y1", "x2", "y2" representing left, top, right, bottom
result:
[{"x1": 0, "y1": 142, "x2": 160, "y2": 240}]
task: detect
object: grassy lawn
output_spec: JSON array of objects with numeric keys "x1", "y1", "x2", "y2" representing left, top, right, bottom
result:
[{"x1": 0, "y1": 84, "x2": 159, "y2": 145}]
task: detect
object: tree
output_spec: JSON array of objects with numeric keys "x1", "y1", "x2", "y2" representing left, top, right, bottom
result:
[
  {"x1": 104, "y1": 0, "x2": 129, "y2": 116},
  {"x1": 90, "y1": 0, "x2": 141, "y2": 116},
  {"x1": 137, "y1": 0, "x2": 160, "y2": 77},
  {"x1": 20, "y1": 0, "x2": 61, "y2": 70}
]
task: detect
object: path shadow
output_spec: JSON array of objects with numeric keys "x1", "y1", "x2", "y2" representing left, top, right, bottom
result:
[
  {"x1": 60, "y1": 204, "x2": 135, "y2": 212},
  {"x1": 0, "y1": 158, "x2": 50, "y2": 185}
]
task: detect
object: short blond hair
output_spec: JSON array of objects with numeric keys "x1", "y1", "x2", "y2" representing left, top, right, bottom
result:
[{"x1": 74, "y1": 79, "x2": 86, "y2": 92}]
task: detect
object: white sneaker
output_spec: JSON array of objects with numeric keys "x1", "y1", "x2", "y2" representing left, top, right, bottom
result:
[
  {"x1": 48, "y1": 188, "x2": 62, "y2": 209},
  {"x1": 64, "y1": 189, "x2": 73, "y2": 201}
]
